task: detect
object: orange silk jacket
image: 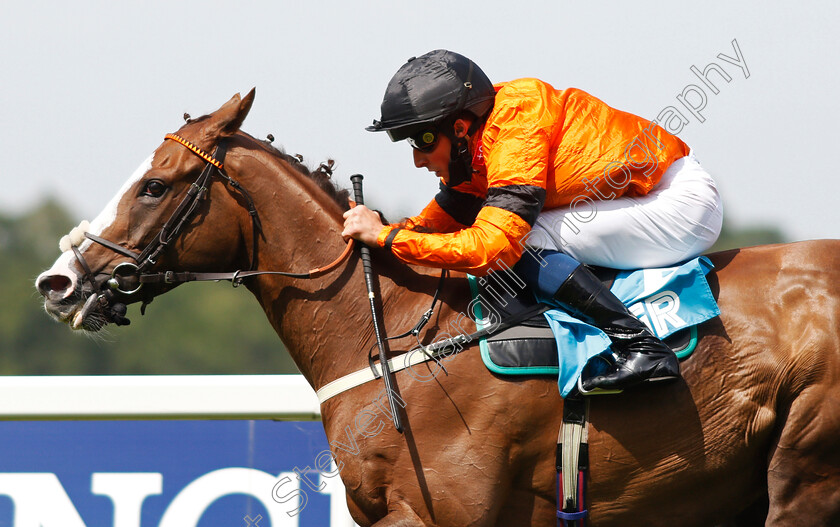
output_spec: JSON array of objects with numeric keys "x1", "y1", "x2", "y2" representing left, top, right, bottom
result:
[{"x1": 376, "y1": 78, "x2": 690, "y2": 275}]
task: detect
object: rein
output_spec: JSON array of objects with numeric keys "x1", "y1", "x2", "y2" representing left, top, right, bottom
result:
[
  {"x1": 138, "y1": 238, "x2": 355, "y2": 286},
  {"x1": 76, "y1": 131, "x2": 453, "y2": 407},
  {"x1": 75, "y1": 133, "x2": 355, "y2": 317}
]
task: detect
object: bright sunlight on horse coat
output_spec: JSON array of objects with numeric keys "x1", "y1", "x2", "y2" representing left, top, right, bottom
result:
[{"x1": 36, "y1": 91, "x2": 840, "y2": 526}]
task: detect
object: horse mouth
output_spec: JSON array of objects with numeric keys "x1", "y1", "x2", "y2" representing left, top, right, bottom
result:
[{"x1": 43, "y1": 293, "x2": 110, "y2": 332}]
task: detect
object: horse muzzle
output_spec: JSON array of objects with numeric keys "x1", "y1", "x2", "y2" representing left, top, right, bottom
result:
[{"x1": 36, "y1": 255, "x2": 138, "y2": 331}]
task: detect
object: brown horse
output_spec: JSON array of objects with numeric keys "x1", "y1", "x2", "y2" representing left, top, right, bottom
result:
[{"x1": 36, "y1": 90, "x2": 840, "y2": 526}]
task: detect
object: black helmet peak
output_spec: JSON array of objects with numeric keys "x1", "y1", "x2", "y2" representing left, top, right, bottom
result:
[{"x1": 367, "y1": 50, "x2": 496, "y2": 141}]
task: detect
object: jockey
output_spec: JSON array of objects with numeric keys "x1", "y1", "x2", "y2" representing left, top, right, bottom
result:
[{"x1": 343, "y1": 49, "x2": 723, "y2": 392}]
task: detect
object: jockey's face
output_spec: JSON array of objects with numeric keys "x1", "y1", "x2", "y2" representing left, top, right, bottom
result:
[
  {"x1": 413, "y1": 133, "x2": 453, "y2": 184},
  {"x1": 412, "y1": 117, "x2": 472, "y2": 186}
]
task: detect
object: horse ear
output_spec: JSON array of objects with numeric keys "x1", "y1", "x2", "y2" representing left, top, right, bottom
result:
[{"x1": 208, "y1": 88, "x2": 256, "y2": 139}]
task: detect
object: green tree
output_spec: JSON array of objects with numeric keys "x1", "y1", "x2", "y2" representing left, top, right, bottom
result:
[
  {"x1": 708, "y1": 220, "x2": 787, "y2": 253},
  {"x1": 3, "y1": 200, "x2": 790, "y2": 375},
  {"x1": 1, "y1": 200, "x2": 298, "y2": 375}
]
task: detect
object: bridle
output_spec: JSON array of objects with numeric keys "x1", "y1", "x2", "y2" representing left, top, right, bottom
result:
[
  {"x1": 85, "y1": 134, "x2": 262, "y2": 280},
  {"x1": 70, "y1": 128, "x2": 451, "y2": 412},
  {"x1": 70, "y1": 132, "x2": 354, "y2": 325}
]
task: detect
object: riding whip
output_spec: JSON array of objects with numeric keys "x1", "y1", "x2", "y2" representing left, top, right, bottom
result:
[{"x1": 350, "y1": 174, "x2": 404, "y2": 433}]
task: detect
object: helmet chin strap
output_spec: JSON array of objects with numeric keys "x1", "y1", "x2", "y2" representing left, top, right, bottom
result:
[
  {"x1": 445, "y1": 136, "x2": 472, "y2": 187},
  {"x1": 443, "y1": 118, "x2": 483, "y2": 188}
]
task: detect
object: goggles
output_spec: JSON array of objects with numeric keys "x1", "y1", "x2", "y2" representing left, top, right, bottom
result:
[{"x1": 405, "y1": 129, "x2": 439, "y2": 153}]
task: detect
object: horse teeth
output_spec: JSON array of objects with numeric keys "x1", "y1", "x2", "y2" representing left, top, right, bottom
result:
[{"x1": 73, "y1": 294, "x2": 100, "y2": 330}]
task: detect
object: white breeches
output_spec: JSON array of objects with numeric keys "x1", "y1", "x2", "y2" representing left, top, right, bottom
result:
[{"x1": 527, "y1": 152, "x2": 723, "y2": 269}]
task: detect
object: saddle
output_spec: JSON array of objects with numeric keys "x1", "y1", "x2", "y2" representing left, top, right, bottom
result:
[
  {"x1": 470, "y1": 266, "x2": 700, "y2": 380},
  {"x1": 466, "y1": 262, "x2": 717, "y2": 526}
]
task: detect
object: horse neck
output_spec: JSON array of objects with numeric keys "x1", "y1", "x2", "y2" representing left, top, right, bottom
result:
[{"x1": 225, "y1": 141, "x2": 425, "y2": 390}]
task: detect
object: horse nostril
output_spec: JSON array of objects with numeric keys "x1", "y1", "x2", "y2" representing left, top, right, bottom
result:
[{"x1": 37, "y1": 274, "x2": 73, "y2": 299}]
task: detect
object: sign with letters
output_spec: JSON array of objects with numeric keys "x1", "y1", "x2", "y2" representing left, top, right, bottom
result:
[{"x1": 0, "y1": 420, "x2": 353, "y2": 526}]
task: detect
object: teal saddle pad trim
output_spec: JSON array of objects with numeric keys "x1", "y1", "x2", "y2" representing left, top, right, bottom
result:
[{"x1": 468, "y1": 275, "x2": 698, "y2": 377}]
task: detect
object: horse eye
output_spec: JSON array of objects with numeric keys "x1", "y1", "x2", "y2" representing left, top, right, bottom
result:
[{"x1": 141, "y1": 180, "x2": 168, "y2": 198}]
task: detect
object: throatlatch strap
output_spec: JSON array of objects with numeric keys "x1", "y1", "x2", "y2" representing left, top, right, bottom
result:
[{"x1": 556, "y1": 396, "x2": 589, "y2": 526}]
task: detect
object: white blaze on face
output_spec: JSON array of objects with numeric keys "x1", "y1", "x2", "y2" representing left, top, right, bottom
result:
[
  {"x1": 38, "y1": 155, "x2": 155, "y2": 298},
  {"x1": 81, "y1": 154, "x2": 155, "y2": 252}
]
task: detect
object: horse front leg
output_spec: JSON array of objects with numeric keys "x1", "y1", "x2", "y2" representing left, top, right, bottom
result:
[
  {"x1": 344, "y1": 493, "x2": 433, "y2": 527},
  {"x1": 370, "y1": 502, "x2": 434, "y2": 527}
]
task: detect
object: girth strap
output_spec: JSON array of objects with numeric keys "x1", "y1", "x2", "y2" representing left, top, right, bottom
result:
[
  {"x1": 557, "y1": 396, "x2": 589, "y2": 526},
  {"x1": 316, "y1": 300, "x2": 549, "y2": 403}
]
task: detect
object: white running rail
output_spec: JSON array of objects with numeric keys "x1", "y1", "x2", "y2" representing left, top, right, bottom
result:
[{"x1": 0, "y1": 374, "x2": 321, "y2": 420}]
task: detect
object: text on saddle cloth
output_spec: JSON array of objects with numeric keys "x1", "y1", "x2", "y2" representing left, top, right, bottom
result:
[{"x1": 470, "y1": 256, "x2": 720, "y2": 397}]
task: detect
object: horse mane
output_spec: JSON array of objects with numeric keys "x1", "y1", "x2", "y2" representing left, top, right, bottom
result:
[
  {"x1": 184, "y1": 114, "x2": 352, "y2": 212},
  {"x1": 243, "y1": 132, "x2": 352, "y2": 212}
]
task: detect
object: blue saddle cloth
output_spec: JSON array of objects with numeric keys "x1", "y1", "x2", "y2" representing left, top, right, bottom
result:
[
  {"x1": 470, "y1": 257, "x2": 720, "y2": 397},
  {"x1": 543, "y1": 256, "x2": 719, "y2": 396}
]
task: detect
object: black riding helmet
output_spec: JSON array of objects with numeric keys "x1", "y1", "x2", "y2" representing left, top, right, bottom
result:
[{"x1": 366, "y1": 50, "x2": 496, "y2": 142}]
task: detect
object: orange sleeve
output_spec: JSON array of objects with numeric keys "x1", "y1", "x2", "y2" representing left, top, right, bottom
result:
[
  {"x1": 374, "y1": 82, "x2": 558, "y2": 276},
  {"x1": 376, "y1": 206, "x2": 532, "y2": 275},
  {"x1": 401, "y1": 198, "x2": 465, "y2": 234}
]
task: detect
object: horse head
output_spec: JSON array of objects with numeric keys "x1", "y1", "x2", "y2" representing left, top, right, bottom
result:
[
  {"x1": 36, "y1": 90, "x2": 259, "y2": 331},
  {"x1": 32, "y1": 87, "x2": 840, "y2": 526}
]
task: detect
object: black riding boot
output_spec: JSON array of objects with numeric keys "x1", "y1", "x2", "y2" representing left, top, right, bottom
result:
[{"x1": 553, "y1": 265, "x2": 681, "y2": 392}]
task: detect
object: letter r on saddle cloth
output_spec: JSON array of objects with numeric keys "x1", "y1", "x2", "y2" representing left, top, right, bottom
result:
[{"x1": 513, "y1": 252, "x2": 720, "y2": 397}]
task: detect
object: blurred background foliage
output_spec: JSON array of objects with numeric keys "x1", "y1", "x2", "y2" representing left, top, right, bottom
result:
[
  {"x1": 1, "y1": 199, "x2": 297, "y2": 375},
  {"x1": 2, "y1": 199, "x2": 786, "y2": 375}
]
